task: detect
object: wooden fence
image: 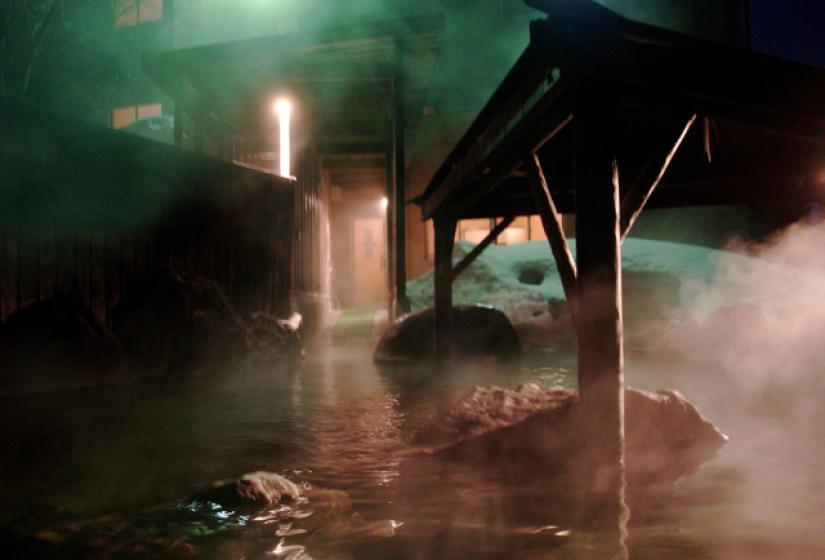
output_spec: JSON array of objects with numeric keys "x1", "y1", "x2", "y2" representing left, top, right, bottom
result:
[{"x1": 0, "y1": 106, "x2": 294, "y2": 325}]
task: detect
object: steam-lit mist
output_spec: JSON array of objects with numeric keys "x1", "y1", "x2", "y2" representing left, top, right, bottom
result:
[{"x1": 630, "y1": 218, "x2": 825, "y2": 557}]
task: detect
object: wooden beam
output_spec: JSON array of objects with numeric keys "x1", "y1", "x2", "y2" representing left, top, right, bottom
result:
[
  {"x1": 525, "y1": 152, "x2": 577, "y2": 322},
  {"x1": 703, "y1": 117, "x2": 713, "y2": 163},
  {"x1": 620, "y1": 114, "x2": 697, "y2": 240},
  {"x1": 433, "y1": 216, "x2": 456, "y2": 364},
  {"x1": 421, "y1": 82, "x2": 573, "y2": 219},
  {"x1": 528, "y1": 10, "x2": 825, "y2": 143},
  {"x1": 451, "y1": 216, "x2": 515, "y2": 281},
  {"x1": 421, "y1": 51, "x2": 549, "y2": 209}
]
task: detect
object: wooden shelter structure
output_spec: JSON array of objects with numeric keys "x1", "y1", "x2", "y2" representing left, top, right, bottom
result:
[
  {"x1": 144, "y1": 16, "x2": 445, "y2": 317},
  {"x1": 414, "y1": 0, "x2": 825, "y2": 526}
]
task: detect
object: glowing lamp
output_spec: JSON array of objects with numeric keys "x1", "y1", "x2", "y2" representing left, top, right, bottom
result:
[
  {"x1": 380, "y1": 196, "x2": 389, "y2": 211},
  {"x1": 274, "y1": 98, "x2": 292, "y2": 177}
]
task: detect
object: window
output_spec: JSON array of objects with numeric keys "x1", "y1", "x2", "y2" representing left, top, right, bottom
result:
[
  {"x1": 458, "y1": 218, "x2": 494, "y2": 244},
  {"x1": 528, "y1": 215, "x2": 547, "y2": 241},
  {"x1": 496, "y1": 216, "x2": 528, "y2": 246},
  {"x1": 112, "y1": 103, "x2": 162, "y2": 129},
  {"x1": 115, "y1": 0, "x2": 163, "y2": 28}
]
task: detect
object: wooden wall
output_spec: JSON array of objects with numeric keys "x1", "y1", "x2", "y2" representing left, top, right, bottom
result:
[
  {"x1": 0, "y1": 106, "x2": 295, "y2": 325},
  {"x1": 292, "y1": 142, "x2": 328, "y2": 296}
]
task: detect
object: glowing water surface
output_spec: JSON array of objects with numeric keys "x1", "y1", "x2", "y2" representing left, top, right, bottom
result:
[{"x1": 1, "y1": 342, "x2": 823, "y2": 559}]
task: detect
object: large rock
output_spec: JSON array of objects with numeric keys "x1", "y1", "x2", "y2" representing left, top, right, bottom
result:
[
  {"x1": 112, "y1": 270, "x2": 249, "y2": 375},
  {"x1": 185, "y1": 472, "x2": 399, "y2": 549},
  {"x1": 190, "y1": 471, "x2": 303, "y2": 508},
  {"x1": 424, "y1": 384, "x2": 727, "y2": 488},
  {"x1": 373, "y1": 305, "x2": 520, "y2": 364},
  {"x1": 247, "y1": 311, "x2": 304, "y2": 363},
  {"x1": 0, "y1": 295, "x2": 123, "y2": 395}
]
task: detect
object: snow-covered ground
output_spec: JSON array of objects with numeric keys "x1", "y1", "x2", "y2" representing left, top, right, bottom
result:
[{"x1": 406, "y1": 237, "x2": 813, "y2": 350}]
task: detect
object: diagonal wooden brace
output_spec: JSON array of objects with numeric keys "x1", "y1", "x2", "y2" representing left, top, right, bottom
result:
[
  {"x1": 525, "y1": 152, "x2": 578, "y2": 323},
  {"x1": 620, "y1": 114, "x2": 697, "y2": 241},
  {"x1": 451, "y1": 216, "x2": 515, "y2": 282}
]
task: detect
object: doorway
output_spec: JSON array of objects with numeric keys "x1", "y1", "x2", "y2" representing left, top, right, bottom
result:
[{"x1": 352, "y1": 217, "x2": 387, "y2": 307}]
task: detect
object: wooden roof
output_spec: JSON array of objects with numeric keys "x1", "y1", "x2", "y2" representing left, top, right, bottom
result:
[
  {"x1": 416, "y1": 0, "x2": 825, "y2": 221},
  {"x1": 144, "y1": 16, "x2": 444, "y2": 176}
]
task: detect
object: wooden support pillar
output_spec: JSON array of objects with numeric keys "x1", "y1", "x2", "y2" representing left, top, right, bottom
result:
[
  {"x1": 433, "y1": 215, "x2": 456, "y2": 363},
  {"x1": 392, "y1": 39, "x2": 411, "y2": 316},
  {"x1": 574, "y1": 102, "x2": 628, "y2": 540},
  {"x1": 385, "y1": 135, "x2": 396, "y2": 321}
]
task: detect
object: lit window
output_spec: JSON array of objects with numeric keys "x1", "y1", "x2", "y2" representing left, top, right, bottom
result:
[
  {"x1": 497, "y1": 217, "x2": 529, "y2": 245},
  {"x1": 458, "y1": 218, "x2": 493, "y2": 244},
  {"x1": 112, "y1": 106, "x2": 136, "y2": 129},
  {"x1": 139, "y1": 0, "x2": 163, "y2": 23},
  {"x1": 112, "y1": 103, "x2": 162, "y2": 129},
  {"x1": 115, "y1": 0, "x2": 163, "y2": 28},
  {"x1": 529, "y1": 215, "x2": 547, "y2": 241},
  {"x1": 137, "y1": 103, "x2": 162, "y2": 119}
]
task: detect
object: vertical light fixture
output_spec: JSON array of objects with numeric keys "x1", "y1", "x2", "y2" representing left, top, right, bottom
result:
[{"x1": 274, "y1": 98, "x2": 292, "y2": 177}]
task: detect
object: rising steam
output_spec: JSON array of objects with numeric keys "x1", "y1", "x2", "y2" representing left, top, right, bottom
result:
[{"x1": 650, "y1": 217, "x2": 825, "y2": 557}]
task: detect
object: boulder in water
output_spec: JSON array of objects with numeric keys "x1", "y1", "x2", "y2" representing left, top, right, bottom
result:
[
  {"x1": 248, "y1": 311, "x2": 304, "y2": 363},
  {"x1": 0, "y1": 295, "x2": 123, "y2": 395},
  {"x1": 112, "y1": 270, "x2": 248, "y2": 375},
  {"x1": 190, "y1": 471, "x2": 303, "y2": 508},
  {"x1": 373, "y1": 305, "x2": 520, "y2": 364},
  {"x1": 427, "y1": 384, "x2": 728, "y2": 487}
]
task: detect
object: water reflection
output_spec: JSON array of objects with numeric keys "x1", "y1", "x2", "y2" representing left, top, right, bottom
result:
[{"x1": 4, "y1": 341, "x2": 816, "y2": 558}]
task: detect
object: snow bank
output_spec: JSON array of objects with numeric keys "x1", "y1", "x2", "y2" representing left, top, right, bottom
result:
[{"x1": 406, "y1": 238, "x2": 778, "y2": 348}]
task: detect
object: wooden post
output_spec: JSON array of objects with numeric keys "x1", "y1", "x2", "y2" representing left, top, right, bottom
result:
[
  {"x1": 393, "y1": 39, "x2": 411, "y2": 316},
  {"x1": 433, "y1": 215, "x2": 456, "y2": 363},
  {"x1": 574, "y1": 101, "x2": 628, "y2": 539},
  {"x1": 385, "y1": 132, "x2": 396, "y2": 322}
]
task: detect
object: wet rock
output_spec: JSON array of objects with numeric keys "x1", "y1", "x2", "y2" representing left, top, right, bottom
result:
[
  {"x1": 248, "y1": 311, "x2": 305, "y2": 363},
  {"x1": 373, "y1": 305, "x2": 520, "y2": 365},
  {"x1": 414, "y1": 383, "x2": 574, "y2": 444},
  {"x1": 191, "y1": 471, "x2": 303, "y2": 508},
  {"x1": 188, "y1": 472, "x2": 356, "y2": 528},
  {"x1": 185, "y1": 472, "x2": 401, "y2": 554},
  {"x1": 112, "y1": 270, "x2": 248, "y2": 375},
  {"x1": 0, "y1": 295, "x2": 123, "y2": 395},
  {"x1": 429, "y1": 384, "x2": 728, "y2": 487}
]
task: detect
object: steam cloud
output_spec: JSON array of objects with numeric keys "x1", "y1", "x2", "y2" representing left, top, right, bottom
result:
[{"x1": 651, "y1": 217, "x2": 825, "y2": 557}]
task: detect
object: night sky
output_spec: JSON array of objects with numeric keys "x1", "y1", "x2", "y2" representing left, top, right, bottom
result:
[{"x1": 750, "y1": 0, "x2": 825, "y2": 67}]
